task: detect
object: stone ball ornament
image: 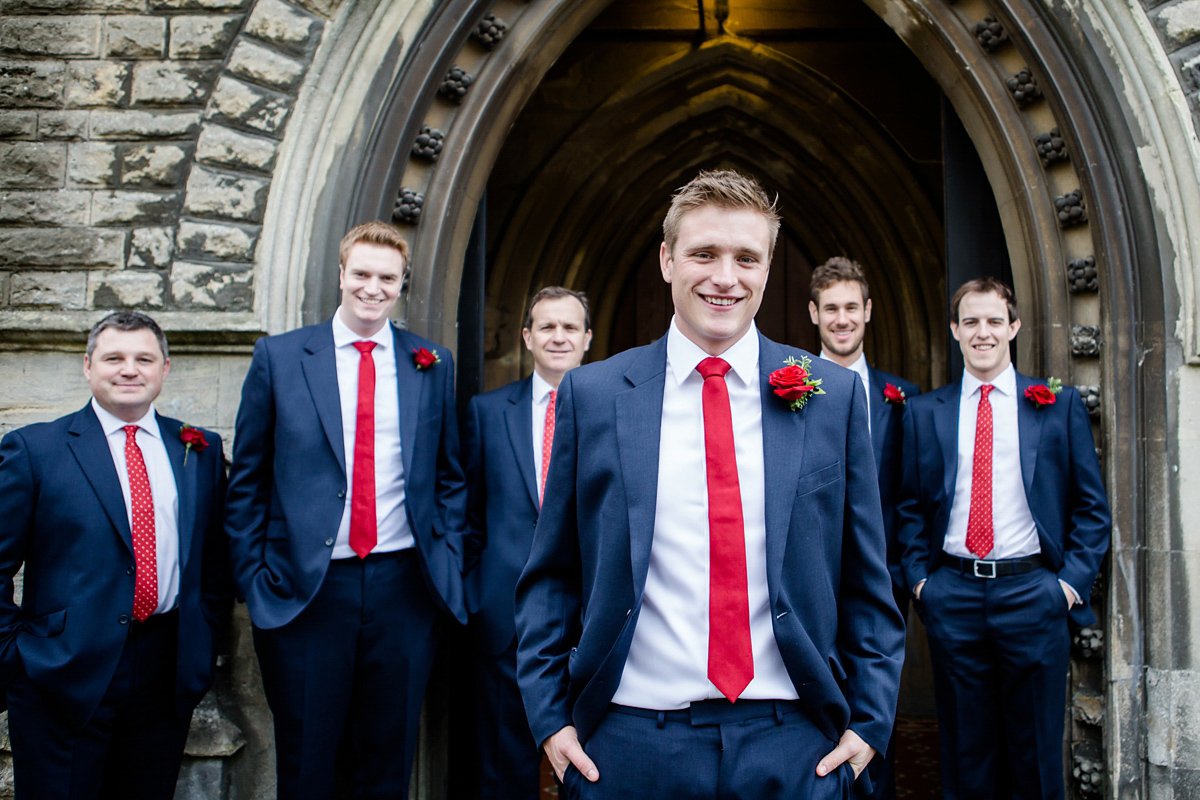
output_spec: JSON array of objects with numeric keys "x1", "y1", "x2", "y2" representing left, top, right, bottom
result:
[
  {"x1": 1067, "y1": 256, "x2": 1098, "y2": 293},
  {"x1": 439, "y1": 66, "x2": 474, "y2": 103},
  {"x1": 974, "y1": 16, "x2": 1009, "y2": 51},
  {"x1": 1055, "y1": 190, "x2": 1087, "y2": 228},
  {"x1": 1076, "y1": 385, "x2": 1101, "y2": 421},
  {"x1": 1035, "y1": 129, "x2": 1069, "y2": 167},
  {"x1": 1073, "y1": 626, "x2": 1104, "y2": 659},
  {"x1": 1072, "y1": 753, "x2": 1104, "y2": 796},
  {"x1": 1071, "y1": 325, "x2": 1101, "y2": 358},
  {"x1": 472, "y1": 13, "x2": 507, "y2": 48},
  {"x1": 393, "y1": 188, "x2": 424, "y2": 225},
  {"x1": 412, "y1": 126, "x2": 444, "y2": 162},
  {"x1": 1006, "y1": 68, "x2": 1042, "y2": 107}
]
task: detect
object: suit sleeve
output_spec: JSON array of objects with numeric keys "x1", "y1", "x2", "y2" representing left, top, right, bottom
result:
[
  {"x1": 462, "y1": 395, "x2": 486, "y2": 575},
  {"x1": 895, "y1": 403, "x2": 933, "y2": 592},
  {"x1": 224, "y1": 337, "x2": 276, "y2": 601},
  {"x1": 1057, "y1": 388, "x2": 1111, "y2": 600},
  {"x1": 0, "y1": 431, "x2": 34, "y2": 680},
  {"x1": 515, "y1": 371, "x2": 582, "y2": 746},
  {"x1": 838, "y1": 377, "x2": 907, "y2": 753},
  {"x1": 432, "y1": 350, "x2": 467, "y2": 574},
  {"x1": 201, "y1": 432, "x2": 233, "y2": 638}
]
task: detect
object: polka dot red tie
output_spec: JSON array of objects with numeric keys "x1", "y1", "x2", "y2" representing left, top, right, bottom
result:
[
  {"x1": 124, "y1": 425, "x2": 157, "y2": 621},
  {"x1": 539, "y1": 390, "x2": 555, "y2": 507},
  {"x1": 966, "y1": 384, "x2": 995, "y2": 558},
  {"x1": 349, "y1": 341, "x2": 378, "y2": 559}
]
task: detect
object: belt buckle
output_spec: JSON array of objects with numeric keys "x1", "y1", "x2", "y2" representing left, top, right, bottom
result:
[{"x1": 972, "y1": 559, "x2": 997, "y2": 578}]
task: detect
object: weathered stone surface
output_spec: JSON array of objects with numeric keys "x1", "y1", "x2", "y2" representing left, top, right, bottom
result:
[
  {"x1": 0, "y1": 142, "x2": 65, "y2": 187},
  {"x1": 38, "y1": 110, "x2": 88, "y2": 139},
  {"x1": 67, "y1": 141, "x2": 117, "y2": 187},
  {"x1": 171, "y1": 259, "x2": 252, "y2": 309},
  {"x1": 64, "y1": 60, "x2": 128, "y2": 107},
  {"x1": 244, "y1": 0, "x2": 320, "y2": 51},
  {"x1": 10, "y1": 270, "x2": 86, "y2": 308},
  {"x1": 1, "y1": 0, "x2": 141, "y2": 11},
  {"x1": 183, "y1": 166, "x2": 269, "y2": 221},
  {"x1": 176, "y1": 758, "x2": 226, "y2": 800},
  {"x1": 1158, "y1": 1, "x2": 1200, "y2": 49},
  {"x1": 131, "y1": 61, "x2": 219, "y2": 105},
  {"x1": 0, "y1": 17, "x2": 101, "y2": 57},
  {"x1": 149, "y1": 0, "x2": 247, "y2": 12},
  {"x1": 89, "y1": 269, "x2": 164, "y2": 308},
  {"x1": 91, "y1": 189, "x2": 181, "y2": 224},
  {"x1": 227, "y1": 39, "x2": 306, "y2": 92},
  {"x1": 204, "y1": 76, "x2": 291, "y2": 135},
  {"x1": 168, "y1": 15, "x2": 240, "y2": 59},
  {"x1": 104, "y1": 16, "x2": 166, "y2": 58},
  {"x1": 176, "y1": 219, "x2": 258, "y2": 260},
  {"x1": 0, "y1": 190, "x2": 90, "y2": 224},
  {"x1": 0, "y1": 111, "x2": 37, "y2": 137},
  {"x1": 185, "y1": 693, "x2": 245, "y2": 756},
  {"x1": 121, "y1": 143, "x2": 190, "y2": 187},
  {"x1": 90, "y1": 109, "x2": 200, "y2": 139},
  {"x1": 195, "y1": 123, "x2": 276, "y2": 172},
  {"x1": 0, "y1": 61, "x2": 64, "y2": 108},
  {"x1": 290, "y1": 0, "x2": 337, "y2": 22},
  {"x1": 0, "y1": 227, "x2": 124, "y2": 267},
  {"x1": 129, "y1": 225, "x2": 173, "y2": 267}
]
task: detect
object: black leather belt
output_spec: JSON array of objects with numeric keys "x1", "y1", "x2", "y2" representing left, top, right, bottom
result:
[
  {"x1": 609, "y1": 698, "x2": 802, "y2": 727},
  {"x1": 938, "y1": 553, "x2": 1046, "y2": 579}
]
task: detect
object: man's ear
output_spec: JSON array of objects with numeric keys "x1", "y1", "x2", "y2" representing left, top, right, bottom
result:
[
  {"x1": 659, "y1": 242, "x2": 673, "y2": 284},
  {"x1": 808, "y1": 300, "x2": 819, "y2": 326}
]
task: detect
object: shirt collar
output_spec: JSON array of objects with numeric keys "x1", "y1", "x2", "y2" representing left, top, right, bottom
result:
[
  {"x1": 531, "y1": 370, "x2": 556, "y2": 404},
  {"x1": 332, "y1": 307, "x2": 393, "y2": 351},
  {"x1": 666, "y1": 317, "x2": 759, "y2": 387},
  {"x1": 820, "y1": 350, "x2": 869, "y2": 383},
  {"x1": 962, "y1": 362, "x2": 1016, "y2": 398},
  {"x1": 91, "y1": 398, "x2": 160, "y2": 439}
]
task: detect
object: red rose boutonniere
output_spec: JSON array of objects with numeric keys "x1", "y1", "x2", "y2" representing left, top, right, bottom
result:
[
  {"x1": 413, "y1": 347, "x2": 440, "y2": 370},
  {"x1": 180, "y1": 424, "x2": 208, "y2": 466},
  {"x1": 883, "y1": 382, "x2": 906, "y2": 406},
  {"x1": 768, "y1": 355, "x2": 825, "y2": 411},
  {"x1": 1024, "y1": 377, "x2": 1062, "y2": 409}
]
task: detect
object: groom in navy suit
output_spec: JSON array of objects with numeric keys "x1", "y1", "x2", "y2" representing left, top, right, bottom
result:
[
  {"x1": 0, "y1": 311, "x2": 230, "y2": 799},
  {"x1": 225, "y1": 221, "x2": 467, "y2": 798},
  {"x1": 896, "y1": 278, "x2": 1110, "y2": 799},
  {"x1": 516, "y1": 170, "x2": 905, "y2": 799},
  {"x1": 464, "y1": 286, "x2": 592, "y2": 799}
]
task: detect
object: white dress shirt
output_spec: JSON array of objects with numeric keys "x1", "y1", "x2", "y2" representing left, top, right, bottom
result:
[
  {"x1": 612, "y1": 319, "x2": 798, "y2": 709},
  {"x1": 531, "y1": 370, "x2": 555, "y2": 501},
  {"x1": 820, "y1": 350, "x2": 871, "y2": 430},
  {"x1": 330, "y1": 309, "x2": 413, "y2": 558},
  {"x1": 92, "y1": 398, "x2": 180, "y2": 614},
  {"x1": 943, "y1": 365, "x2": 1040, "y2": 560}
]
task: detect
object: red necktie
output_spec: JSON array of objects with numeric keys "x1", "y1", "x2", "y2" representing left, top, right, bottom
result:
[
  {"x1": 349, "y1": 341, "x2": 377, "y2": 558},
  {"x1": 539, "y1": 389, "x2": 556, "y2": 507},
  {"x1": 124, "y1": 425, "x2": 157, "y2": 621},
  {"x1": 696, "y1": 357, "x2": 753, "y2": 702},
  {"x1": 966, "y1": 384, "x2": 995, "y2": 558}
]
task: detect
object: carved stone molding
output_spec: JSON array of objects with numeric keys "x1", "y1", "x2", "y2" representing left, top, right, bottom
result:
[
  {"x1": 393, "y1": 188, "x2": 424, "y2": 225},
  {"x1": 1072, "y1": 688, "x2": 1105, "y2": 727},
  {"x1": 1034, "y1": 128, "x2": 1069, "y2": 167},
  {"x1": 472, "y1": 13, "x2": 508, "y2": 49},
  {"x1": 1006, "y1": 68, "x2": 1042, "y2": 107},
  {"x1": 438, "y1": 66, "x2": 475, "y2": 104},
  {"x1": 1073, "y1": 625, "x2": 1104, "y2": 659},
  {"x1": 974, "y1": 17, "x2": 1009, "y2": 52},
  {"x1": 1071, "y1": 325, "x2": 1101, "y2": 357},
  {"x1": 1055, "y1": 189, "x2": 1087, "y2": 228},
  {"x1": 1072, "y1": 750, "x2": 1104, "y2": 796},
  {"x1": 412, "y1": 126, "x2": 445, "y2": 162},
  {"x1": 1067, "y1": 256, "x2": 1098, "y2": 293}
]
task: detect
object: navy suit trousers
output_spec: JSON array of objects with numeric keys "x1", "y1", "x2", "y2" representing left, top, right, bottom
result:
[
  {"x1": 473, "y1": 637, "x2": 542, "y2": 800},
  {"x1": 562, "y1": 701, "x2": 856, "y2": 800},
  {"x1": 917, "y1": 566, "x2": 1070, "y2": 800},
  {"x1": 252, "y1": 550, "x2": 441, "y2": 799}
]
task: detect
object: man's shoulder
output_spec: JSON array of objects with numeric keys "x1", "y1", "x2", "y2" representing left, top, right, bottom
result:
[
  {"x1": 566, "y1": 341, "x2": 662, "y2": 388},
  {"x1": 390, "y1": 324, "x2": 451, "y2": 361},
  {"x1": 254, "y1": 320, "x2": 330, "y2": 354},
  {"x1": 3, "y1": 408, "x2": 79, "y2": 444},
  {"x1": 906, "y1": 381, "x2": 957, "y2": 412}
]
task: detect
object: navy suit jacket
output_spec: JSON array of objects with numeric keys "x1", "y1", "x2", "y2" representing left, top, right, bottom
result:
[
  {"x1": 895, "y1": 372, "x2": 1110, "y2": 626},
  {"x1": 464, "y1": 377, "x2": 541, "y2": 655},
  {"x1": 0, "y1": 404, "x2": 230, "y2": 727},
  {"x1": 515, "y1": 333, "x2": 906, "y2": 752},
  {"x1": 867, "y1": 367, "x2": 922, "y2": 594},
  {"x1": 225, "y1": 319, "x2": 468, "y2": 629}
]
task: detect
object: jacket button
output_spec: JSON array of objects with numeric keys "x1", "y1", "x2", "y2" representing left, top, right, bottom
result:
[
  {"x1": 337, "y1": 490, "x2": 346, "y2": 499},
  {"x1": 118, "y1": 614, "x2": 130, "y2": 625},
  {"x1": 126, "y1": 566, "x2": 135, "y2": 576},
  {"x1": 325, "y1": 538, "x2": 334, "y2": 547}
]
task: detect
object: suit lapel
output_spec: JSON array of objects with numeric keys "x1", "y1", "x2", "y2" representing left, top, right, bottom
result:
[
  {"x1": 505, "y1": 377, "x2": 539, "y2": 509},
  {"x1": 159, "y1": 415, "x2": 196, "y2": 569},
  {"x1": 935, "y1": 381, "x2": 961, "y2": 500},
  {"x1": 868, "y1": 368, "x2": 889, "y2": 468},
  {"x1": 1015, "y1": 373, "x2": 1043, "y2": 501},
  {"x1": 391, "y1": 327, "x2": 426, "y2": 480},
  {"x1": 616, "y1": 338, "x2": 667, "y2": 599},
  {"x1": 301, "y1": 321, "x2": 346, "y2": 475},
  {"x1": 760, "y1": 336, "x2": 807, "y2": 606},
  {"x1": 67, "y1": 405, "x2": 133, "y2": 553}
]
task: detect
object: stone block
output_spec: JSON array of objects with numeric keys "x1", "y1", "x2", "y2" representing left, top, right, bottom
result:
[
  {"x1": 1, "y1": 0, "x2": 141, "y2": 11},
  {"x1": 121, "y1": 143, "x2": 191, "y2": 187},
  {"x1": 149, "y1": 0, "x2": 247, "y2": 12},
  {"x1": 171, "y1": 259, "x2": 252, "y2": 309},
  {"x1": 129, "y1": 225, "x2": 173, "y2": 267},
  {"x1": 10, "y1": 270, "x2": 87, "y2": 308},
  {"x1": 244, "y1": 0, "x2": 320, "y2": 52},
  {"x1": 131, "y1": 61, "x2": 219, "y2": 106},
  {"x1": 0, "y1": 142, "x2": 65, "y2": 188},
  {"x1": 167, "y1": 15, "x2": 240, "y2": 59},
  {"x1": 176, "y1": 219, "x2": 258, "y2": 260},
  {"x1": 67, "y1": 142, "x2": 117, "y2": 187},
  {"x1": 1158, "y1": 1, "x2": 1200, "y2": 49},
  {"x1": 175, "y1": 758, "x2": 226, "y2": 800},
  {"x1": 290, "y1": 0, "x2": 338, "y2": 22},
  {"x1": 195, "y1": 123, "x2": 276, "y2": 172},
  {"x1": 0, "y1": 227, "x2": 124, "y2": 267},
  {"x1": 183, "y1": 166, "x2": 269, "y2": 221},
  {"x1": 38, "y1": 110, "x2": 88, "y2": 139},
  {"x1": 89, "y1": 269, "x2": 164, "y2": 308},
  {"x1": 64, "y1": 61, "x2": 128, "y2": 107},
  {"x1": 0, "y1": 61, "x2": 64, "y2": 108},
  {"x1": 0, "y1": 190, "x2": 90, "y2": 224},
  {"x1": 185, "y1": 693, "x2": 245, "y2": 756},
  {"x1": 104, "y1": 16, "x2": 166, "y2": 58},
  {"x1": 90, "y1": 109, "x2": 200, "y2": 139},
  {"x1": 204, "y1": 75, "x2": 291, "y2": 135},
  {"x1": 0, "y1": 111, "x2": 36, "y2": 137},
  {"x1": 91, "y1": 189, "x2": 181, "y2": 224},
  {"x1": 0, "y1": 17, "x2": 101, "y2": 57},
  {"x1": 227, "y1": 39, "x2": 306, "y2": 92}
]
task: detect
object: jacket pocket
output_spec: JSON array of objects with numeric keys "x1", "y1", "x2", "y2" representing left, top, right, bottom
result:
[{"x1": 22, "y1": 608, "x2": 65, "y2": 638}]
